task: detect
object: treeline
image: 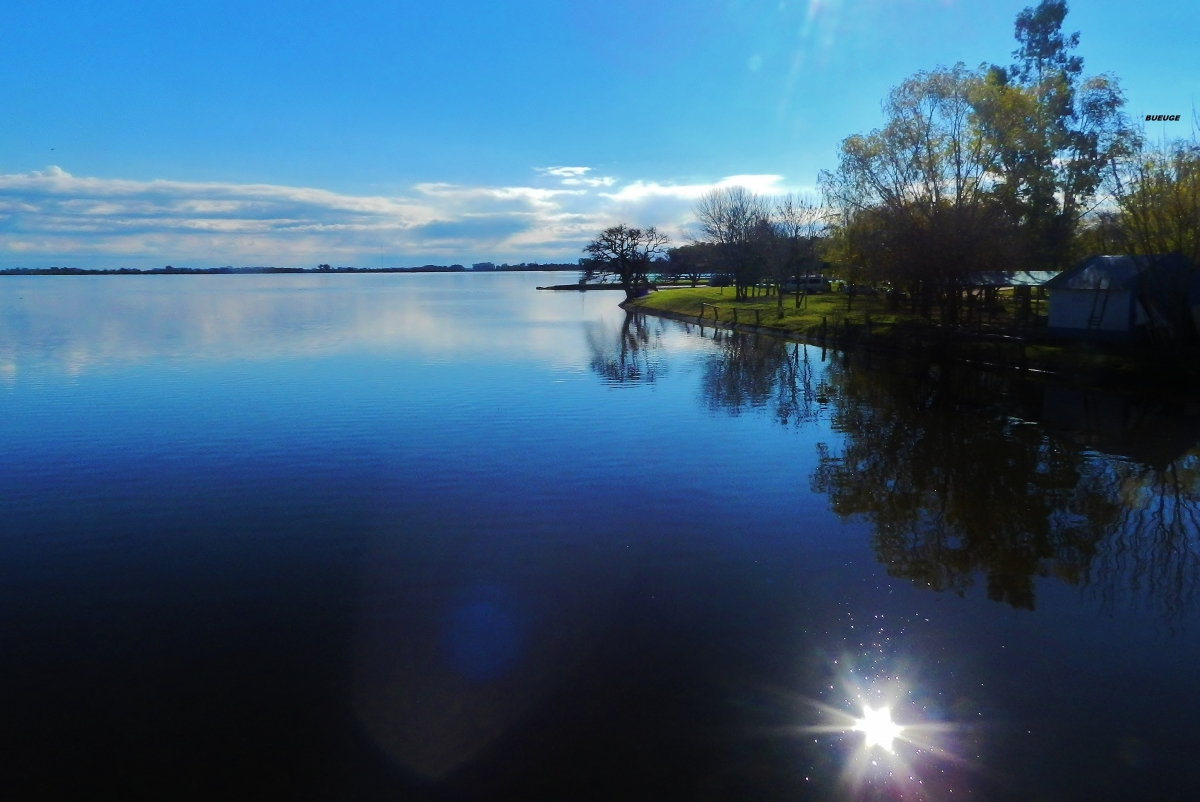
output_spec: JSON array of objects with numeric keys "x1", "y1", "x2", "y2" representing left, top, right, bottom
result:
[
  {"x1": 468, "y1": 261, "x2": 579, "y2": 271},
  {"x1": 817, "y1": 0, "x2": 1198, "y2": 324},
  {"x1": 1, "y1": 262, "x2": 582, "y2": 276},
  {"x1": 818, "y1": 0, "x2": 1153, "y2": 325},
  {"x1": 583, "y1": 189, "x2": 827, "y2": 306},
  {"x1": 588, "y1": 0, "x2": 1200, "y2": 331}
]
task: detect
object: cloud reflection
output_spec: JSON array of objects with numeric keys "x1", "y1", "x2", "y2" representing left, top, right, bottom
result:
[{"x1": 0, "y1": 273, "x2": 620, "y2": 375}]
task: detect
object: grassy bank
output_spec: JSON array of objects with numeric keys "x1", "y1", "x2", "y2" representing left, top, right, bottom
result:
[
  {"x1": 628, "y1": 286, "x2": 1197, "y2": 389},
  {"x1": 628, "y1": 285, "x2": 925, "y2": 336}
]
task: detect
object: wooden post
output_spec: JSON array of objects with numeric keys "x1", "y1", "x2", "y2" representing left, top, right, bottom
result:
[
  {"x1": 821, "y1": 316, "x2": 828, "y2": 343},
  {"x1": 733, "y1": 308, "x2": 739, "y2": 324},
  {"x1": 754, "y1": 309, "x2": 760, "y2": 327}
]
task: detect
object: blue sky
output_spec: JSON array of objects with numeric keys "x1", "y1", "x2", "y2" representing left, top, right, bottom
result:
[{"x1": 0, "y1": 0, "x2": 1195, "y2": 268}]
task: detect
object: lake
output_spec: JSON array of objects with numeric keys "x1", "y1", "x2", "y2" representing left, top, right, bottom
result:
[{"x1": 1, "y1": 272, "x2": 1197, "y2": 800}]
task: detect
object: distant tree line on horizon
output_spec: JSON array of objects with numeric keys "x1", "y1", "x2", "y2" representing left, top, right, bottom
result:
[
  {"x1": 584, "y1": 0, "x2": 1200, "y2": 333},
  {"x1": 0, "y1": 261, "x2": 582, "y2": 276}
]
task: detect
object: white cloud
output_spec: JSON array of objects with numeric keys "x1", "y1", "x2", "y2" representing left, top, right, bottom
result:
[
  {"x1": 540, "y1": 166, "x2": 591, "y2": 178},
  {"x1": 0, "y1": 166, "x2": 803, "y2": 268},
  {"x1": 600, "y1": 174, "x2": 791, "y2": 203},
  {"x1": 537, "y1": 165, "x2": 616, "y2": 187}
]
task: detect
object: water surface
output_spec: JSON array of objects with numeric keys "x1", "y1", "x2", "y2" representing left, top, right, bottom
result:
[{"x1": 1, "y1": 273, "x2": 1197, "y2": 800}]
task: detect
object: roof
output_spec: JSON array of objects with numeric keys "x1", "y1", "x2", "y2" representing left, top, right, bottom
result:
[
  {"x1": 1043, "y1": 254, "x2": 1194, "y2": 291},
  {"x1": 966, "y1": 270, "x2": 1058, "y2": 287}
]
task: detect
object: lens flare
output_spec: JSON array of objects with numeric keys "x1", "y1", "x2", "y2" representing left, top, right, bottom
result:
[
  {"x1": 783, "y1": 664, "x2": 969, "y2": 795},
  {"x1": 852, "y1": 704, "x2": 904, "y2": 752}
]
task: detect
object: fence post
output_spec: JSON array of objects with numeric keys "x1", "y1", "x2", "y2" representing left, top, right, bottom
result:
[
  {"x1": 821, "y1": 316, "x2": 827, "y2": 343},
  {"x1": 733, "y1": 308, "x2": 738, "y2": 324},
  {"x1": 754, "y1": 309, "x2": 760, "y2": 327}
]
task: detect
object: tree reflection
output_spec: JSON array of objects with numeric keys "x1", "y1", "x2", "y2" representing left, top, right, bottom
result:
[
  {"x1": 811, "y1": 359, "x2": 1121, "y2": 610},
  {"x1": 700, "y1": 331, "x2": 823, "y2": 428},
  {"x1": 586, "y1": 311, "x2": 667, "y2": 385},
  {"x1": 1085, "y1": 456, "x2": 1200, "y2": 621},
  {"x1": 694, "y1": 328, "x2": 1200, "y2": 618}
]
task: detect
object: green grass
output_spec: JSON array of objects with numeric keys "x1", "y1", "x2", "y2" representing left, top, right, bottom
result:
[
  {"x1": 630, "y1": 286, "x2": 1200, "y2": 389},
  {"x1": 628, "y1": 286, "x2": 1096, "y2": 377},
  {"x1": 631, "y1": 286, "x2": 956, "y2": 337}
]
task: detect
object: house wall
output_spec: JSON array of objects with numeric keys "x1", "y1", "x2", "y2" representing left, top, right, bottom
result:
[{"x1": 1047, "y1": 289, "x2": 1133, "y2": 331}]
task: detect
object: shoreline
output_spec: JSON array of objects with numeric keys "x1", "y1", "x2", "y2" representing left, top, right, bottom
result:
[
  {"x1": 625, "y1": 288, "x2": 1200, "y2": 393},
  {"x1": 0, "y1": 268, "x2": 583, "y2": 277}
]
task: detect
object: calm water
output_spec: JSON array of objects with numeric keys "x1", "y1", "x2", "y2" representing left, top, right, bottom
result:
[{"x1": 1, "y1": 273, "x2": 1198, "y2": 800}]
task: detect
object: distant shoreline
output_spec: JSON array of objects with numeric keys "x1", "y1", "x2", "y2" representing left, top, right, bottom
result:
[{"x1": 0, "y1": 266, "x2": 580, "y2": 276}]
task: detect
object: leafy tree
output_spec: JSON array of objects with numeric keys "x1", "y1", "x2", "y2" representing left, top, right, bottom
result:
[
  {"x1": 663, "y1": 243, "x2": 715, "y2": 287},
  {"x1": 821, "y1": 64, "x2": 1011, "y2": 323},
  {"x1": 582, "y1": 224, "x2": 670, "y2": 301},
  {"x1": 1111, "y1": 136, "x2": 1200, "y2": 266},
  {"x1": 1094, "y1": 134, "x2": 1200, "y2": 345},
  {"x1": 974, "y1": 0, "x2": 1129, "y2": 269},
  {"x1": 821, "y1": 0, "x2": 1130, "y2": 320}
]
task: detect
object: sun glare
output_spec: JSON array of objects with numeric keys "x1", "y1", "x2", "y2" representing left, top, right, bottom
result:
[
  {"x1": 853, "y1": 705, "x2": 903, "y2": 752},
  {"x1": 790, "y1": 669, "x2": 965, "y2": 793}
]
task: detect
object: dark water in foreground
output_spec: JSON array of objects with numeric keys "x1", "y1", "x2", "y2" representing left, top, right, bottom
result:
[{"x1": 1, "y1": 273, "x2": 1198, "y2": 800}]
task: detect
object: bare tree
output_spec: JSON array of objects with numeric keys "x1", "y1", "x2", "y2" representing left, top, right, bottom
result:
[
  {"x1": 693, "y1": 187, "x2": 771, "y2": 300},
  {"x1": 773, "y1": 194, "x2": 828, "y2": 309},
  {"x1": 582, "y1": 224, "x2": 670, "y2": 302}
]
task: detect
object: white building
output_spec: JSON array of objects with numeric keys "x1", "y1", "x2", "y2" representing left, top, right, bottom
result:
[{"x1": 1044, "y1": 254, "x2": 1197, "y2": 342}]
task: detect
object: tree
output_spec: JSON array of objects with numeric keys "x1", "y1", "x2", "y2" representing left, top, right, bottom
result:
[
  {"x1": 692, "y1": 187, "x2": 771, "y2": 300},
  {"x1": 663, "y1": 243, "x2": 715, "y2": 287},
  {"x1": 1099, "y1": 134, "x2": 1200, "y2": 346},
  {"x1": 821, "y1": 64, "x2": 1010, "y2": 323},
  {"x1": 820, "y1": 1, "x2": 1130, "y2": 324},
  {"x1": 1111, "y1": 136, "x2": 1200, "y2": 266},
  {"x1": 973, "y1": 0, "x2": 1129, "y2": 270},
  {"x1": 772, "y1": 194, "x2": 827, "y2": 309},
  {"x1": 582, "y1": 224, "x2": 670, "y2": 302}
]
